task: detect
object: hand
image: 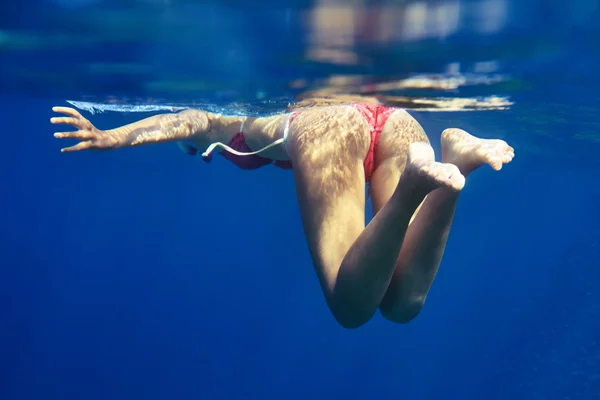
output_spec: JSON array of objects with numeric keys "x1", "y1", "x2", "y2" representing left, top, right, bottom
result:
[{"x1": 51, "y1": 107, "x2": 120, "y2": 152}]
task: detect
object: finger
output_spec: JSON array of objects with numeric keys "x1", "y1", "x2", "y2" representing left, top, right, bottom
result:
[
  {"x1": 52, "y1": 107, "x2": 83, "y2": 119},
  {"x1": 50, "y1": 117, "x2": 80, "y2": 126},
  {"x1": 54, "y1": 130, "x2": 94, "y2": 140},
  {"x1": 60, "y1": 141, "x2": 92, "y2": 153}
]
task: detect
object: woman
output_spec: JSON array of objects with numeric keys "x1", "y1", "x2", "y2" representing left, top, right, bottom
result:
[{"x1": 51, "y1": 98, "x2": 514, "y2": 328}]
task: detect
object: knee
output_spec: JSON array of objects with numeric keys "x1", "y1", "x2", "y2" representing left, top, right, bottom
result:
[
  {"x1": 334, "y1": 316, "x2": 369, "y2": 330},
  {"x1": 328, "y1": 302, "x2": 375, "y2": 330},
  {"x1": 379, "y1": 297, "x2": 425, "y2": 324}
]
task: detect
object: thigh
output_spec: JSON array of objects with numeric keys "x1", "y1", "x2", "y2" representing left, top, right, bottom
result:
[
  {"x1": 370, "y1": 109, "x2": 430, "y2": 215},
  {"x1": 286, "y1": 105, "x2": 371, "y2": 298}
]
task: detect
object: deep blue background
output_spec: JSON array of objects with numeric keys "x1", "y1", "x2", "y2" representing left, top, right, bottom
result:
[
  {"x1": 2, "y1": 0, "x2": 600, "y2": 399},
  {"x1": 2, "y1": 93, "x2": 599, "y2": 399}
]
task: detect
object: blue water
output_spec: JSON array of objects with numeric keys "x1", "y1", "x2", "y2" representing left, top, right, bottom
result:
[{"x1": 2, "y1": 1, "x2": 600, "y2": 399}]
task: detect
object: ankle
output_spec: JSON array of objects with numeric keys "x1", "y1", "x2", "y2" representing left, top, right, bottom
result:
[
  {"x1": 441, "y1": 156, "x2": 476, "y2": 177},
  {"x1": 392, "y1": 175, "x2": 430, "y2": 209}
]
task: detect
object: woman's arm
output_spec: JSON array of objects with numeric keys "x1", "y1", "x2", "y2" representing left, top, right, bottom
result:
[{"x1": 51, "y1": 107, "x2": 211, "y2": 152}]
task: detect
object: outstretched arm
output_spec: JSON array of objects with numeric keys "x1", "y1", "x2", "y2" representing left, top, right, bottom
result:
[{"x1": 51, "y1": 107, "x2": 211, "y2": 152}]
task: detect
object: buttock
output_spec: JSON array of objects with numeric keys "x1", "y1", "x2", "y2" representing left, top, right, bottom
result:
[
  {"x1": 285, "y1": 105, "x2": 373, "y2": 167},
  {"x1": 374, "y1": 108, "x2": 430, "y2": 170}
]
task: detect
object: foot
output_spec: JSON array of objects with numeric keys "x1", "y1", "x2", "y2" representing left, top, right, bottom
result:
[
  {"x1": 441, "y1": 128, "x2": 515, "y2": 175},
  {"x1": 404, "y1": 142, "x2": 466, "y2": 193}
]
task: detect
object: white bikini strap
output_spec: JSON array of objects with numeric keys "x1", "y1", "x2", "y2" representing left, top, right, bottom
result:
[
  {"x1": 201, "y1": 138, "x2": 285, "y2": 159},
  {"x1": 282, "y1": 114, "x2": 291, "y2": 151},
  {"x1": 239, "y1": 116, "x2": 246, "y2": 133},
  {"x1": 201, "y1": 116, "x2": 285, "y2": 159}
]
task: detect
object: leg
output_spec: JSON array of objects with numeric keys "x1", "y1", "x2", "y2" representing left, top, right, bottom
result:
[
  {"x1": 287, "y1": 107, "x2": 464, "y2": 329},
  {"x1": 375, "y1": 128, "x2": 515, "y2": 323}
]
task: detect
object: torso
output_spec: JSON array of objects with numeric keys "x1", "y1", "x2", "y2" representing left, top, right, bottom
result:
[
  {"x1": 180, "y1": 104, "x2": 427, "y2": 178},
  {"x1": 186, "y1": 113, "x2": 291, "y2": 161}
]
